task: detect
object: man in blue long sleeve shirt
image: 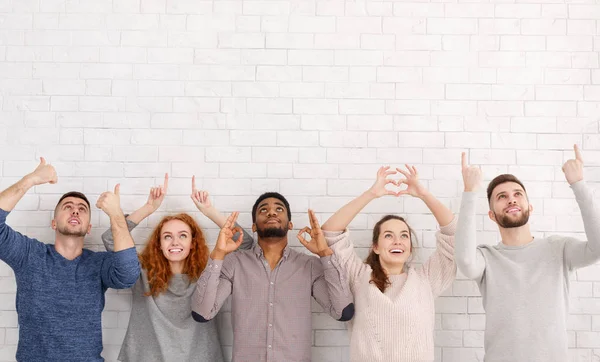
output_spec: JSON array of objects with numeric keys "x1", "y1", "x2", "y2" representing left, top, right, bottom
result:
[{"x1": 0, "y1": 157, "x2": 140, "y2": 362}]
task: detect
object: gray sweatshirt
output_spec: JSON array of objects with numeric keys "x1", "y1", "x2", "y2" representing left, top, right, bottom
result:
[
  {"x1": 455, "y1": 181, "x2": 600, "y2": 362},
  {"x1": 102, "y1": 219, "x2": 254, "y2": 362}
]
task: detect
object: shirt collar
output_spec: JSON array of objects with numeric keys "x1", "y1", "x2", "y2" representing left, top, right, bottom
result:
[{"x1": 252, "y1": 241, "x2": 291, "y2": 259}]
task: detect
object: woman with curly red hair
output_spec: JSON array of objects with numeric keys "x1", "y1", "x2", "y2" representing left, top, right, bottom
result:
[{"x1": 102, "y1": 174, "x2": 253, "y2": 362}]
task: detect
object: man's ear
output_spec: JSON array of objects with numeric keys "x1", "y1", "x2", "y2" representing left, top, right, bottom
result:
[
  {"x1": 488, "y1": 210, "x2": 497, "y2": 224},
  {"x1": 252, "y1": 224, "x2": 256, "y2": 233},
  {"x1": 288, "y1": 221, "x2": 293, "y2": 230},
  {"x1": 51, "y1": 219, "x2": 57, "y2": 230},
  {"x1": 87, "y1": 224, "x2": 92, "y2": 235}
]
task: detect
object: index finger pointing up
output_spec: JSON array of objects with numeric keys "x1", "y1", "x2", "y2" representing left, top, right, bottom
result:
[
  {"x1": 461, "y1": 152, "x2": 467, "y2": 169},
  {"x1": 163, "y1": 173, "x2": 169, "y2": 190},
  {"x1": 574, "y1": 144, "x2": 583, "y2": 162}
]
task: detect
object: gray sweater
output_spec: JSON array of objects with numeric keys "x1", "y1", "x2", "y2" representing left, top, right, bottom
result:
[
  {"x1": 102, "y1": 219, "x2": 254, "y2": 362},
  {"x1": 455, "y1": 181, "x2": 600, "y2": 362}
]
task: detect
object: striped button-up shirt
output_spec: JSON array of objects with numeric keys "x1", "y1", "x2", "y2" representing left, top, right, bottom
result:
[{"x1": 192, "y1": 242, "x2": 354, "y2": 362}]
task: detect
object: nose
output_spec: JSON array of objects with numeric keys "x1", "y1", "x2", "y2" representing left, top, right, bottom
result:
[
  {"x1": 267, "y1": 208, "x2": 277, "y2": 217},
  {"x1": 71, "y1": 209, "x2": 79, "y2": 216}
]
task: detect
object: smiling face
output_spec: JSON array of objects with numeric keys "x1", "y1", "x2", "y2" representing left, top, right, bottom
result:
[
  {"x1": 159, "y1": 219, "x2": 193, "y2": 263},
  {"x1": 252, "y1": 197, "x2": 292, "y2": 239},
  {"x1": 52, "y1": 196, "x2": 92, "y2": 237},
  {"x1": 373, "y1": 218, "x2": 412, "y2": 268},
  {"x1": 488, "y1": 181, "x2": 532, "y2": 229}
]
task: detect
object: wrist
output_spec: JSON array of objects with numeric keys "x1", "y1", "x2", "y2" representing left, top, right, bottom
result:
[
  {"x1": 141, "y1": 203, "x2": 157, "y2": 215},
  {"x1": 108, "y1": 210, "x2": 126, "y2": 221},
  {"x1": 210, "y1": 248, "x2": 226, "y2": 260},
  {"x1": 22, "y1": 174, "x2": 39, "y2": 188},
  {"x1": 416, "y1": 189, "x2": 432, "y2": 200},
  {"x1": 364, "y1": 189, "x2": 379, "y2": 200},
  {"x1": 318, "y1": 248, "x2": 333, "y2": 257}
]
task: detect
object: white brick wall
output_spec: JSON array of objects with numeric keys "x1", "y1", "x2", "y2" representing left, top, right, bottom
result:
[{"x1": 0, "y1": 0, "x2": 599, "y2": 361}]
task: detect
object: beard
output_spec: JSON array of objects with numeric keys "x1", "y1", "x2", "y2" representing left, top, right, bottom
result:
[
  {"x1": 494, "y1": 208, "x2": 530, "y2": 228},
  {"x1": 256, "y1": 225, "x2": 288, "y2": 238},
  {"x1": 56, "y1": 224, "x2": 87, "y2": 237}
]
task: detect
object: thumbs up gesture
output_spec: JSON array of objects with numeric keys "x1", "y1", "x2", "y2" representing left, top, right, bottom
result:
[
  {"x1": 562, "y1": 144, "x2": 584, "y2": 185},
  {"x1": 96, "y1": 184, "x2": 124, "y2": 218}
]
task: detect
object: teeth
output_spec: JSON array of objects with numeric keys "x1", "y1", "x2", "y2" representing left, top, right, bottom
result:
[
  {"x1": 170, "y1": 249, "x2": 183, "y2": 253},
  {"x1": 390, "y1": 249, "x2": 404, "y2": 254}
]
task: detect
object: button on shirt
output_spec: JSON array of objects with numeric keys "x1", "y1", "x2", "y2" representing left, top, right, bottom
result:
[{"x1": 192, "y1": 243, "x2": 352, "y2": 362}]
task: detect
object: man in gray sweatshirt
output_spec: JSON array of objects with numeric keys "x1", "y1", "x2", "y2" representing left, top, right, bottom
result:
[{"x1": 455, "y1": 144, "x2": 600, "y2": 362}]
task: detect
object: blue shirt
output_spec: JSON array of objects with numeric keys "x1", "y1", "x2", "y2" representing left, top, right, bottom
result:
[{"x1": 0, "y1": 209, "x2": 140, "y2": 362}]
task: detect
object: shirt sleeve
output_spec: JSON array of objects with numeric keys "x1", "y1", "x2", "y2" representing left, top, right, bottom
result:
[
  {"x1": 310, "y1": 254, "x2": 355, "y2": 322},
  {"x1": 191, "y1": 255, "x2": 236, "y2": 322}
]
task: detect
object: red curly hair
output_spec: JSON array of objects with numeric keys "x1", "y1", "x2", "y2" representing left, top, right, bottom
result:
[{"x1": 139, "y1": 213, "x2": 209, "y2": 297}]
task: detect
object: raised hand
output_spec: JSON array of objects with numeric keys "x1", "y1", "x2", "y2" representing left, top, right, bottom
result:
[
  {"x1": 28, "y1": 157, "x2": 58, "y2": 185},
  {"x1": 211, "y1": 212, "x2": 244, "y2": 260},
  {"x1": 297, "y1": 209, "x2": 332, "y2": 257},
  {"x1": 461, "y1": 152, "x2": 483, "y2": 192},
  {"x1": 396, "y1": 164, "x2": 428, "y2": 198},
  {"x1": 367, "y1": 166, "x2": 398, "y2": 198},
  {"x1": 146, "y1": 173, "x2": 168, "y2": 212},
  {"x1": 96, "y1": 184, "x2": 124, "y2": 218},
  {"x1": 191, "y1": 175, "x2": 213, "y2": 212},
  {"x1": 562, "y1": 144, "x2": 584, "y2": 185}
]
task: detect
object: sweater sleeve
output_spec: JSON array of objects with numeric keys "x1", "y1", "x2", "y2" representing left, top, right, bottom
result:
[
  {"x1": 420, "y1": 217, "x2": 457, "y2": 297},
  {"x1": 236, "y1": 224, "x2": 254, "y2": 251},
  {"x1": 454, "y1": 192, "x2": 487, "y2": 281},
  {"x1": 563, "y1": 181, "x2": 600, "y2": 270},
  {"x1": 0, "y1": 208, "x2": 45, "y2": 273},
  {"x1": 191, "y1": 255, "x2": 236, "y2": 322},
  {"x1": 101, "y1": 215, "x2": 138, "y2": 252},
  {"x1": 100, "y1": 247, "x2": 141, "y2": 289},
  {"x1": 324, "y1": 229, "x2": 369, "y2": 286}
]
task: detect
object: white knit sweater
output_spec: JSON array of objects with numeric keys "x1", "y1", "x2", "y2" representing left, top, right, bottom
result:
[{"x1": 324, "y1": 217, "x2": 457, "y2": 362}]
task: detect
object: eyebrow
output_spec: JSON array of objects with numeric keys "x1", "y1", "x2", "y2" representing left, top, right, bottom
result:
[
  {"x1": 162, "y1": 231, "x2": 190, "y2": 235},
  {"x1": 258, "y1": 201, "x2": 286, "y2": 210},
  {"x1": 496, "y1": 189, "x2": 524, "y2": 197},
  {"x1": 383, "y1": 229, "x2": 409, "y2": 234},
  {"x1": 62, "y1": 201, "x2": 88, "y2": 211}
]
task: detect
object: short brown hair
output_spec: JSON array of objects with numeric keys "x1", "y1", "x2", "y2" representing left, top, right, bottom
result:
[
  {"x1": 487, "y1": 174, "x2": 527, "y2": 204},
  {"x1": 55, "y1": 191, "x2": 90, "y2": 216}
]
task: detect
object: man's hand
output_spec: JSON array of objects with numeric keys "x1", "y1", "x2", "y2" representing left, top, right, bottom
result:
[
  {"x1": 211, "y1": 212, "x2": 244, "y2": 260},
  {"x1": 461, "y1": 152, "x2": 483, "y2": 192},
  {"x1": 96, "y1": 184, "x2": 124, "y2": 218},
  {"x1": 27, "y1": 157, "x2": 58, "y2": 186},
  {"x1": 562, "y1": 144, "x2": 584, "y2": 185},
  {"x1": 297, "y1": 209, "x2": 332, "y2": 257}
]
